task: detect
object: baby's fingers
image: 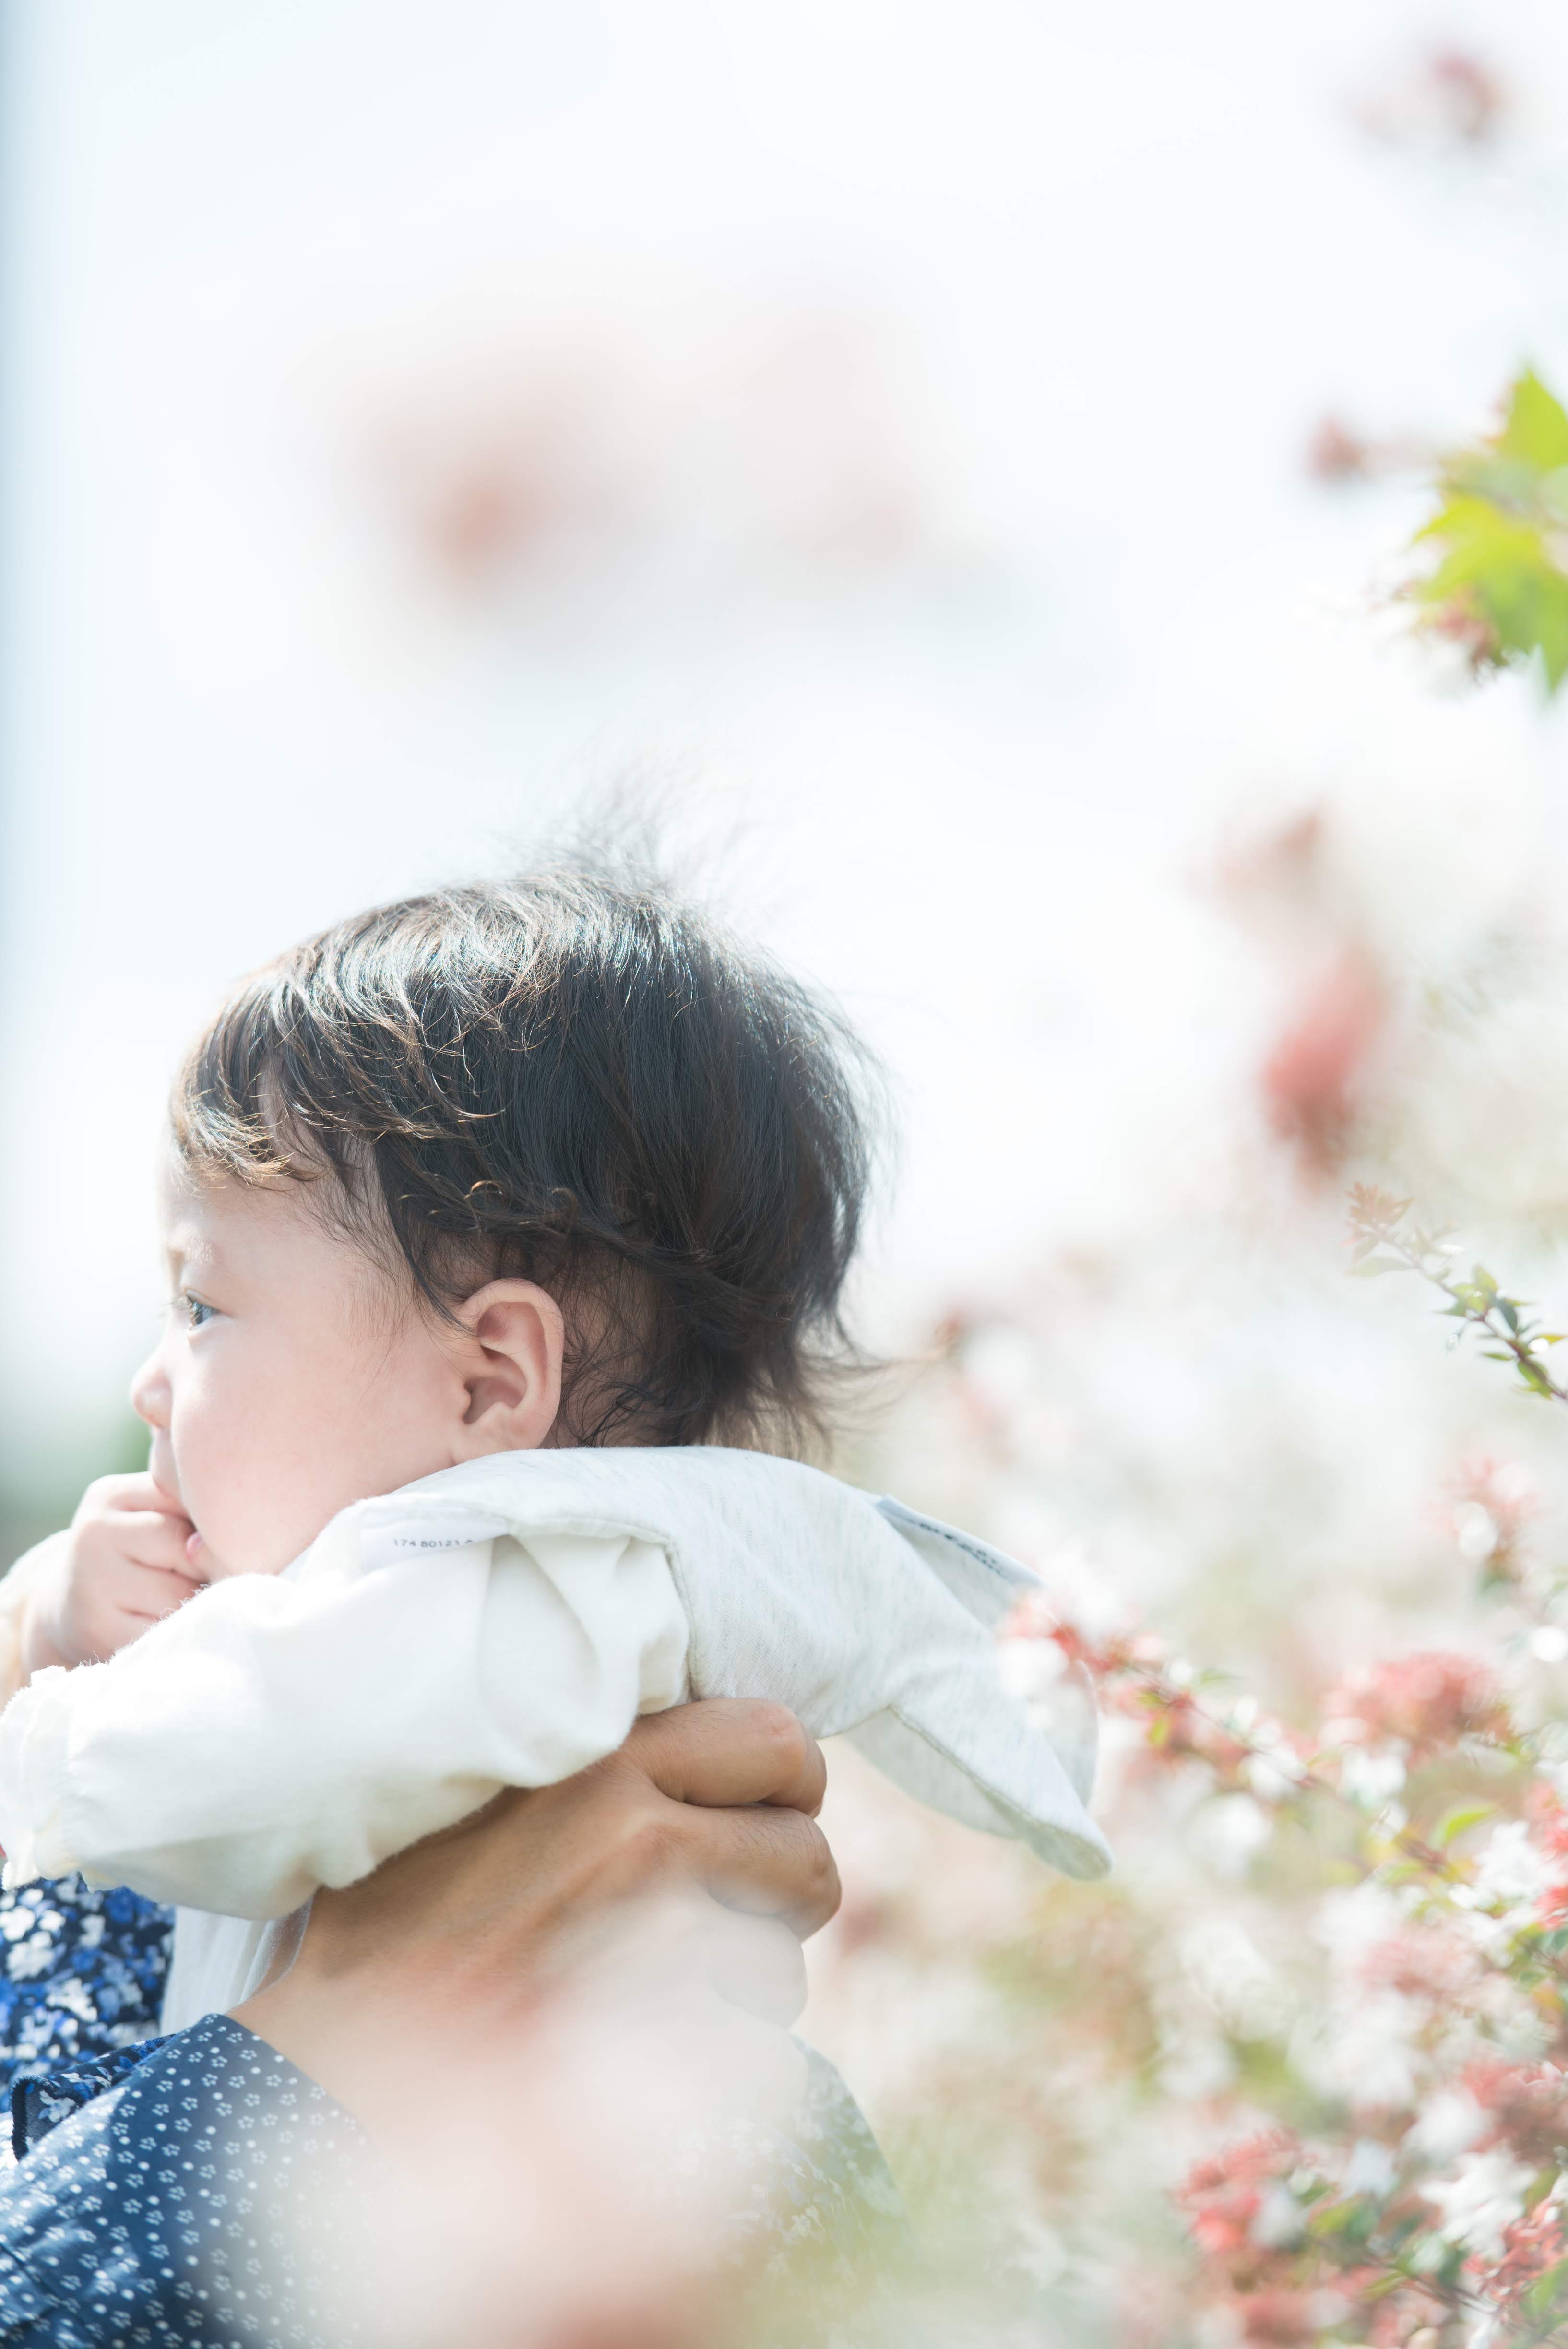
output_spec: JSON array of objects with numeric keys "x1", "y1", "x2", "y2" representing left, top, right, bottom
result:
[
  {"x1": 71, "y1": 1563, "x2": 203, "y2": 1662},
  {"x1": 99, "y1": 1471, "x2": 160, "y2": 1503},
  {"x1": 110, "y1": 1558, "x2": 206, "y2": 1625},
  {"x1": 91, "y1": 1508, "x2": 198, "y2": 1576},
  {"x1": 78, "y1": 1471, "x2": 171, "y2": 1521}
]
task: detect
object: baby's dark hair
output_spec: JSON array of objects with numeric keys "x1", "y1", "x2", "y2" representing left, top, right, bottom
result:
[{"x1": 171, "y1": 858, "x2": 877, "y2": 1453}]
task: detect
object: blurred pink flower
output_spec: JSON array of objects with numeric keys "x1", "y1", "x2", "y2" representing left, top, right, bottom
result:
[
  {"x1": 1426, "y1": 50, "x2": 1509, "y2": 143},
  {"x1": 1353, "y1": 46, "x2": 1509, "y2": 151},
  {"x1": 1259, "y1": 951, "x2": 1386, "y2": 1178},
  {"x1": 1229, "y1": 2287, "x2": 1325, "y2": 2346},
  {"x1": 1521, "y1": 1785, "x2": 1568, "y2": 1928},
  {"x1": 1322, "y1": 1653, "x2": 1509, "y2": 1757},
  {"x1": 1307, "y1": 416, "x2": 1378, "y2": 483},
  {"x1": 1359, "y1": 1926, "x2": 1480, "y2": 2005},
  {"x1": 1305, "y1": 416, "x2": 1431, "y2": 486},
  {"x1": 1462, "y1": 2059, "x2": 1568, "y2": 2167},
  {"x1": 1178, "y1": 2129, "x2": 1302, "y2": 2265},
  {"x1": 1445, "y1": 1458, "x2": 1539, "y2": 1590},
  {"x1": 1490, "y1": 2196, "x2": 1568, "y2": 2312}
]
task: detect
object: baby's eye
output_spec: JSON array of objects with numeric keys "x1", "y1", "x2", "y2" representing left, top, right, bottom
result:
[{"x1": 179, "y1": 1293, "x2": 216, "y2": 1331}]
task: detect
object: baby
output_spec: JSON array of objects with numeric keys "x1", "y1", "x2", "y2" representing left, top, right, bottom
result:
[{"x1": 0, "y1": 859, "x2": 1108, "y2": 2030}]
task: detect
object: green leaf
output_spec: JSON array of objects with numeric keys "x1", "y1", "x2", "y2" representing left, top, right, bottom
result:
[
  {"x1": 1411, "y1": 432, "x2": 1568, "y2": 693},
  {"x1": 1499, "y1": 1297, "x2": 1522, "y2": 1333},
  {"x1": 1350, "y1": 1258, "x2": 1406, "y2": 1279},
  {"x1": 1518, "y1": 1357, "x2": 1557, "y2": 1397},
  {"x1": 1523, "y1": 2257, "x2": 1568, "y2": 2320},
  {"x1": 1435, "y1": 1801, "x2": 1496, "y2": 1848},
  {"x1": 1532, "y1": 572, "x2": 1568, "y2": 689},
  {"x1": 1498, "y1": 368, "x2": 1568, "y2": 472},
  {"x1": 1413, "y1": 491, "x2": 1526, "y2": 557}
]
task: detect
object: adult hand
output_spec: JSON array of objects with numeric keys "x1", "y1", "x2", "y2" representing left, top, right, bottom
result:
[
  {"x1": 235, "y1": 1697, "x2": 839, "y2": 2127},
  {"x1": 233, "y1": 1701, "x2": 843, "y2": 2349}
]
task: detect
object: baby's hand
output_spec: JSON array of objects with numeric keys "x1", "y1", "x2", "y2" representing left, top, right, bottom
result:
[{"x1": 21, "y1": 1473, "x2": 206, "y2": 1676}]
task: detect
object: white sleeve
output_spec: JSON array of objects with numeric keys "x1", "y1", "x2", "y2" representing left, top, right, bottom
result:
[
  {"x1": 0, "y1": 1528, "x2": 689, "y2": 1919},
  {"x1": 0, "y1": 1533, "x2": 67, "y2": 1712}
]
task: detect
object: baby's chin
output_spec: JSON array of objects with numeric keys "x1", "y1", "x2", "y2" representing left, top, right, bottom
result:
[
  {"x1": 189, "y1": 1477, "x2": 421, "y2": 1581},
  {"x1": 183, "y1": 1526, "x2": 274, "y2": 1582},
  {"x1": 189, "y1": 1536, "x2": 287, "y2": 1581},
  {"x1": 187, "y1": 1515, "x2": 340, "y2": 1581}
]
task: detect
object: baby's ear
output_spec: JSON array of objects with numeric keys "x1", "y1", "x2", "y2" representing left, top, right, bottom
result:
[{"x1": 449, "y1": 1281, "x2": 565, "y2": 1458}]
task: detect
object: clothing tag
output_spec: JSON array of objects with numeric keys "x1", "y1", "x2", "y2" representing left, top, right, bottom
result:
[{"x1": 356, "y1": 1513, "x2": 512, "y2": 1574}]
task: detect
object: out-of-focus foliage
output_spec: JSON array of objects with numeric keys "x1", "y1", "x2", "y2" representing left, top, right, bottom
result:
[
  {"x1": 1412, "y1": 371, "x2": 1568, "y2": 690},
  {"x1": 1349, "y1": 1192, "x2": 1568, "y2": 1406},
  {"x1": 811, "y1": 1197, "x2": 1568, "y2": 2346},
  {"x1": 800, "y1": 398, "x2": 1568, "y2": 2326},
  {"x1": 1003, "y1": 1236, "x2": 1568, "y2": 2347}
]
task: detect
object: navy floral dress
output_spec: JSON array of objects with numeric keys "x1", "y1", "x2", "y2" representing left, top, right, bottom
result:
[
  {"x1": 0, "y1": 1877, "x2": 906, "y2": 2345},
  {"x1": 0, "y1": 1879, "x2": 170, "y2": 2084}
]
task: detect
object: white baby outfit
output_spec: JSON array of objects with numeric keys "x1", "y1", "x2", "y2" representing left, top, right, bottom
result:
[{"x1": 0, "y1": 1447, "x2": 1110, "y2": 2030}]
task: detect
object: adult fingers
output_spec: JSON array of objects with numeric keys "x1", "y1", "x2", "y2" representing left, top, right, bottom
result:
[
  {"x1": 684, "y1": 1797, "x2": 842, "y2": 1937},
  {"x1": 622, "y1": 1700, "x2": 828, "y2": 1818}
]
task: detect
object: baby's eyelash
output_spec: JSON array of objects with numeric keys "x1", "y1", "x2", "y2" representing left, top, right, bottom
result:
[{"x1": 175, "y1": 1291, "x2": 215, "y2": 1330}]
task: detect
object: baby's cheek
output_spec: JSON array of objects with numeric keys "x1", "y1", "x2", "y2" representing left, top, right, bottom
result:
[
  {"x1": 174, "y1": 1466, "x2": 277, "y2": 1581},
  {"x1": 177, "y1": 1401, "x2": 304, "y2": 1575}
]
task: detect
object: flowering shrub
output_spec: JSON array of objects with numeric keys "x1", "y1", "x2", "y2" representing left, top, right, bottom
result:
[
  {"x1": 791, "y1": 366, "x2": 1568, "y2": 2347},
  {"x1": 981, "y1": 1200, "x2": 1568, "y2": 2345},
  {"x1": 800, "y1": 1164, "x2": 1568, "y2": 2346}
]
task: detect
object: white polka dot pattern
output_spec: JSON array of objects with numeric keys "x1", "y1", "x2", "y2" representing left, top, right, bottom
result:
[{"x1": 0, "y1": 2013, "x2": 363, "y2": 2345}]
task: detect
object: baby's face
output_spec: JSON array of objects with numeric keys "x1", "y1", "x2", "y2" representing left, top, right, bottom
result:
[{"x1": 131, "y1": 1159, "x2": 471, "y2": 1579}]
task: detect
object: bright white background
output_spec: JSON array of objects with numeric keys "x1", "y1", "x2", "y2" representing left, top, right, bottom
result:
[{"x1": 6, "y1": 0, "x2": 1568, "y2": 1493}]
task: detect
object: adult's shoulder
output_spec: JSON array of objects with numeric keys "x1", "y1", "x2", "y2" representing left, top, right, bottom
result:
[{"x1": 0, "y1": 2012, "x2": 361, "y2": 2345}]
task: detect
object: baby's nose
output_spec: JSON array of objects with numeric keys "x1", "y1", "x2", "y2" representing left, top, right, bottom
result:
[{"x1": 129, "y1": 1352, "x2": 170, "y2": 1429}]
